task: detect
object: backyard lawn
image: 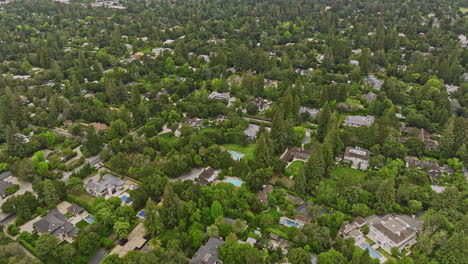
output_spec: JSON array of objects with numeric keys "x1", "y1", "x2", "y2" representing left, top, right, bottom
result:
[
  {"x1": 76, "y1": 192, "x2": 96, "y2": 204},
  {"x1": 223, "y1": 144, "x2": 256, "y2": 160},
  {"x1": 331, "y1": 167, "x2": 365, "y2": 179},
  {"x1": 158, "y1": 132, "x2": 180, "y2": 147},
  {"x1": 76, "y1": 219, "x2": 89, "y2": 229},
  {"x1": 284, "y1": 160, "x2": 304, "y2": 177}
]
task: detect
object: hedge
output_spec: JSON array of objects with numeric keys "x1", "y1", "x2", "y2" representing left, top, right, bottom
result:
[{"x1": 18, "y1": 238, "x2": 40, "y2": 259}]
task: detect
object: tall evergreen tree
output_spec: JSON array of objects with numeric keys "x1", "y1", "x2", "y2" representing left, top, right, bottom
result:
[
  {"x1": 317, "y1": 103, "x2": 331, "y2": 142},
  {"x1": 305, "y1": 145, "x2": 325, "y2": 192},
  {"x1": 254, "y1": 129, "x2": 273, "y2": 167},
  {"x1": 161, "y1": 185, "x2": 183, "y2": 228}
]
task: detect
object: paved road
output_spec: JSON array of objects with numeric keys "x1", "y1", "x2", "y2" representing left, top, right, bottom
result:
[{"x1": 62, "y1": 154, "x2": 102, "y2": 182}]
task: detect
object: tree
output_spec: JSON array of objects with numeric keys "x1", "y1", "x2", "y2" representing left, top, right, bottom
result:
[
  {"x1": 39, "y1": 180, "x2": 66, "y2": 207},
  {"x1": 210, "y1": 201, "x2": 224, "y2": 219},
  {"x1": 289, "y1": 248, "x2": 312, "y2": 264},
  {"x1": 35, "y1": 233, "x2": 59, "y2": 258},
  {"x1": 317, "y1": 249, "x2": 347, "y2": 264},
  {"x1": 114, "y1": 219, "x2": 130, "y2": 239},
  {"x1": 317, "y1": 103, "x2": 331, "y2": 142},
  {"x1": 219, "y1": 241, "x2": 263, "y2": 264},
  {"x1": 161, "y1": 185, "x2": 183, "y2": 228},
  {"x1": 435, "y1": 231, "x2": 468, "y2": 264},
  {"x1": 376, "y1": 177, "x2": 395, "y2": 213},
  {"x1": 144, "y1": 198, "x2": 162, "y2": 237},
  {"x1": 359, "y1": 48, "x2": 371, "y2": 74},
  {"x1": 148, "y1": 237, "x2": 162, "y2": 251},
  {"x1": 305, "y1": 145, "x2": 325, "y2": 192},
  {"x1": 75, "y1": 231, "x2": 100, "y2": 256},
  {"x1": 408, "y1": 200, "x2": 422, "y2": 215},
  {"x1": 5, "y1": 123, "x2": 28, "y2": 158},
  {"x1": 294, "y1": 167, "x2": 307, "y2": 195},
  {"x1": 232, "y1": 219, "x2": 247, "y2": 235},
  {"x1": 207, "y1": 225, "x2": 219, "y2": 238},
  {"x1": 107, "y1": 119, "x2": 128, "y2": 140},
  {"x1": 254, "y1": 130, "x2": 274, "y2": 167}
]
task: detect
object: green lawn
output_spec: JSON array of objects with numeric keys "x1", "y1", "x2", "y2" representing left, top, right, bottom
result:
[
  {"x1": 76, "y1": 220, "x2": 89, "y2": 229},
  {"x1": 331, "y1": 167, "x2": 365, "y2": 179},
  {"x1": 199, "y1": 127, "x2": 219, "y2": 135},
  {"x1": 377, "y1": 248, "x2": 395, "y2": 261},
  {"x1": 284, "y1": 160, "x2": 304, "y2": 177},
  {"x1": 223, "y1": 144, "x2": 256, "y2": 160},
  {"x1": 76, "y1": 192, "x2": 96, "y2": 204},
  {"x1": 158, "y1": 133, "x2": 180, "y2": 147}
]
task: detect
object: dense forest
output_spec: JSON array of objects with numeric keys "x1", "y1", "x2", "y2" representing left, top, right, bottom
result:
[{"x1": 0, "y1": 0, "x2": 467, "y2": 264}]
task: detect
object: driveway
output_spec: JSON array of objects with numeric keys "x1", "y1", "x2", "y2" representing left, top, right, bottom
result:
[{"x1": 169, "y1": 167, "x2": 203, "y2": 182}]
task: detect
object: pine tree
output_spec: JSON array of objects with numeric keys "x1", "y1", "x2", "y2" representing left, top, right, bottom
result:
[
  {"x1": 254, "y1": 129, "x2": 273, "y2": 167},
  {"x1": 376, "y1": 177, "x2": 395, "y2": 213},
  {"x1": 6, "y1": 122, "x2": 28, "y2": 158},
  {"x1": 317, "y1": 103, "x2": 331, "y2": 142},
  {"x1": 305, "y1": 145, "x2": 325, "y2": 192},
  {"x1": 161, "y1": 185, "x2": 182, "y2": 228},
  {"x1": 294, "y1": 167, "x2": 307, "y2": 195}
]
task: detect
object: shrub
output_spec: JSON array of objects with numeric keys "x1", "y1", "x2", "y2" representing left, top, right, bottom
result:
[
  {"x1": 5, "y1": 184, "x2": 20, "y2": 196},
  {"x1": 7, "y1": 224, "x2": 19, "y2": 236}
]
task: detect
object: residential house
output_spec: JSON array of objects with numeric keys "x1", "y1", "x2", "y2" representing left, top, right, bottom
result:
[
  {"x1": 342, "y1": 146, "x2": 370, "y2": 170},
  {"x1": 281, "y1": 146, "x2": 312, "y2": 163},
  {"x1": 89, "y1": 122, "x2": 109, "y2": 131},
  {"x1": 268, "y1": 233, "x2": 291, "y2": 255},
  {"x1": 243, "y1": 124, "x2": 260, "y2": 141},
  {"x1": 208, "y1": 92, "x2": 230, "y2": 101},
  {"x1": 248, "y1": 97, "x2": 271, "y2": 113},
  {"x1": 85, "y1": 174, "x2": 126, "y2": 197},
  {"x1": 264, "y1": 79, "x2": 278, "y2": 87},
  {"x1": 163, "y1": 39, "x2": 175, "y2": 45},
  {"x1": 367, "y1": 214, "x2": 423, "y2": 254},
  {"x1": 33, "y1": 209, "x2": 79, "y2": 241},
  {"x1": 405, "y1": 157, "x2": 453, "y2": 181},
  {"x1": 362, "y1": 92, "x2": 377, "y2": 102},
  {"x1": 343, "y1": 115, "x2": 375, "y2": 127},
  {"x1": 67, "y1": 204, "x2": 85, "y2": 216},
  {"x1": 152, "y1": 47, "x2": 173, "y2": 57},
  {"x1": 183, "y1": 118, "x2": 203, "y2": 128},
  {"x1": 257, "y1": 184, "x2": 273, "y2": 206},
  {"x1": 299, "y1": 107, "x2": 319, "y2": 119},
  {"x1": 398, "y1": 127, "x2": 438, "y2": 150},
  {"x1": 190, "y1": 237, "x2": 225, "y2": 264},
  {"x1": 196, "y1": 168, "x2": 219, "y2": 186},
  {"x1": 364, "y1": 75, "x2": 384, "y2": 90}
]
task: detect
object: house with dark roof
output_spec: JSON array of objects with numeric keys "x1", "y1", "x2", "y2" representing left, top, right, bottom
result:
[
  {"x1": 247, "y1": 97, "x2": 272, "y2": 113},
  {"x1": 85, "y1": 174, "x2": 126, "y2": 197},
  {"x1": 33, "y1": 209, "x2": 79, "y2": 242},
  {"x1": 0, "y1": 171, "x2": 14, "y2": 199},
  {"x1": 67, "y1": 204, "x2": 85, "y2": 216},
  {"x1": 196, "y1": 168, "x2": 219, "y2": 186},
  {"x1": 404, "y1": 157, "x2": 453, "y2": 181},
  {"x1": 342, "y1": 146, "x2": 371, "y2": 170},
  {"x1": 190, "y1": 237, "x2": 225, "y2": 264},
  {"x1": 281, "y1": 147, "x2": 312, "y2": 162},
  {"x1": 183, "y1": 118, "x2": 203, "y2": 128},
  {"x1": 398, "y1": 127, "x2": 438, "y2": 150}
]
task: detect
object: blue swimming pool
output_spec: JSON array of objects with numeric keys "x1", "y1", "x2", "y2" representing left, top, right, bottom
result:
[
  {"x1": 84, "y1": 215, "x2": 95, "y2": 224},
  {"x1": 137, "y1": 210, "x2": 146, "y2": 218},
  {"x1": 228, "y1": 151, "x2": 245, "y2": 161},
  {"x1": 121, "y1": 195, "x2": 128, "y2": 202},
  {"x1": 281, "y1": 218, "x2": 300, "y2": 227},
  {"x1": 227, "y1": 178, "x2": 243, "y2": 187},
  {"x1": 359, "y1": 242, "x2": 383, "y2": 259}
]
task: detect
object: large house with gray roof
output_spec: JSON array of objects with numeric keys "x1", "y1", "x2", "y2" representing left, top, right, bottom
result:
[
  {"x1": 33, "y1": 208, "x2": 79, "y2": 241},
  {"x1": 85, "y1": 174, "x2": 126, "y2": 197},
  {"x1": 367, "y1": 214, "x2": 423, "y2": 254},
  {"x1": 343, "y1": 115, "x2": 375, "y2": 127},
  {"x1": 190, "y1": 237, "x2": 225, "y2": 264}
]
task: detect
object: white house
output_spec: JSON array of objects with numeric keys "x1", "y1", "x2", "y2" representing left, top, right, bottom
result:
[
  {"x1": 85, "y1": 174, "x2": 126, "y2": 197},
  {"x1": 367, "y1": 214, "x2": 423, "y2": 254}
]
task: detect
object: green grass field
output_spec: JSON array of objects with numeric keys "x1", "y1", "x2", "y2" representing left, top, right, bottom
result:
[
  {"x1": 223, "y1": 144, "x2": 256, "y2": 160},
  {"x1": 284, "y1": 160, "x2": 304, "y2": 177},
  {"x1": 158, "y1": 132, "x2": 180, "y2": 147},
  {"x1": 76, "y1": 219, "x2": 90, "y2": 229},
  {"x1": 331, "y1": 167, "x2": 365, "y2": 179}
]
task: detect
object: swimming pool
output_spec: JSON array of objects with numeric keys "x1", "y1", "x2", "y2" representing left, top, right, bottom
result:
[
  {"x1": 137, "y1": 210, "x2": 146, "y2": 218},
  {"x1": 84, "y1": 215, "x2": 95, "y2": 224},
  {"x1": 228, "y1": 151, "x2": 245, "y2": 161},
  {"x1": 120, "y1": 195, "x2": 132, "y2": 204},
  {"x1": 359, "y1": 242, "x2": 383, "y2": 259},
  {"x1": 280, "y1": 218, "x2": 300, "y2": 228},
  {"x1": 227, "y1": 178, "x2": 243, "y2": 187}
]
